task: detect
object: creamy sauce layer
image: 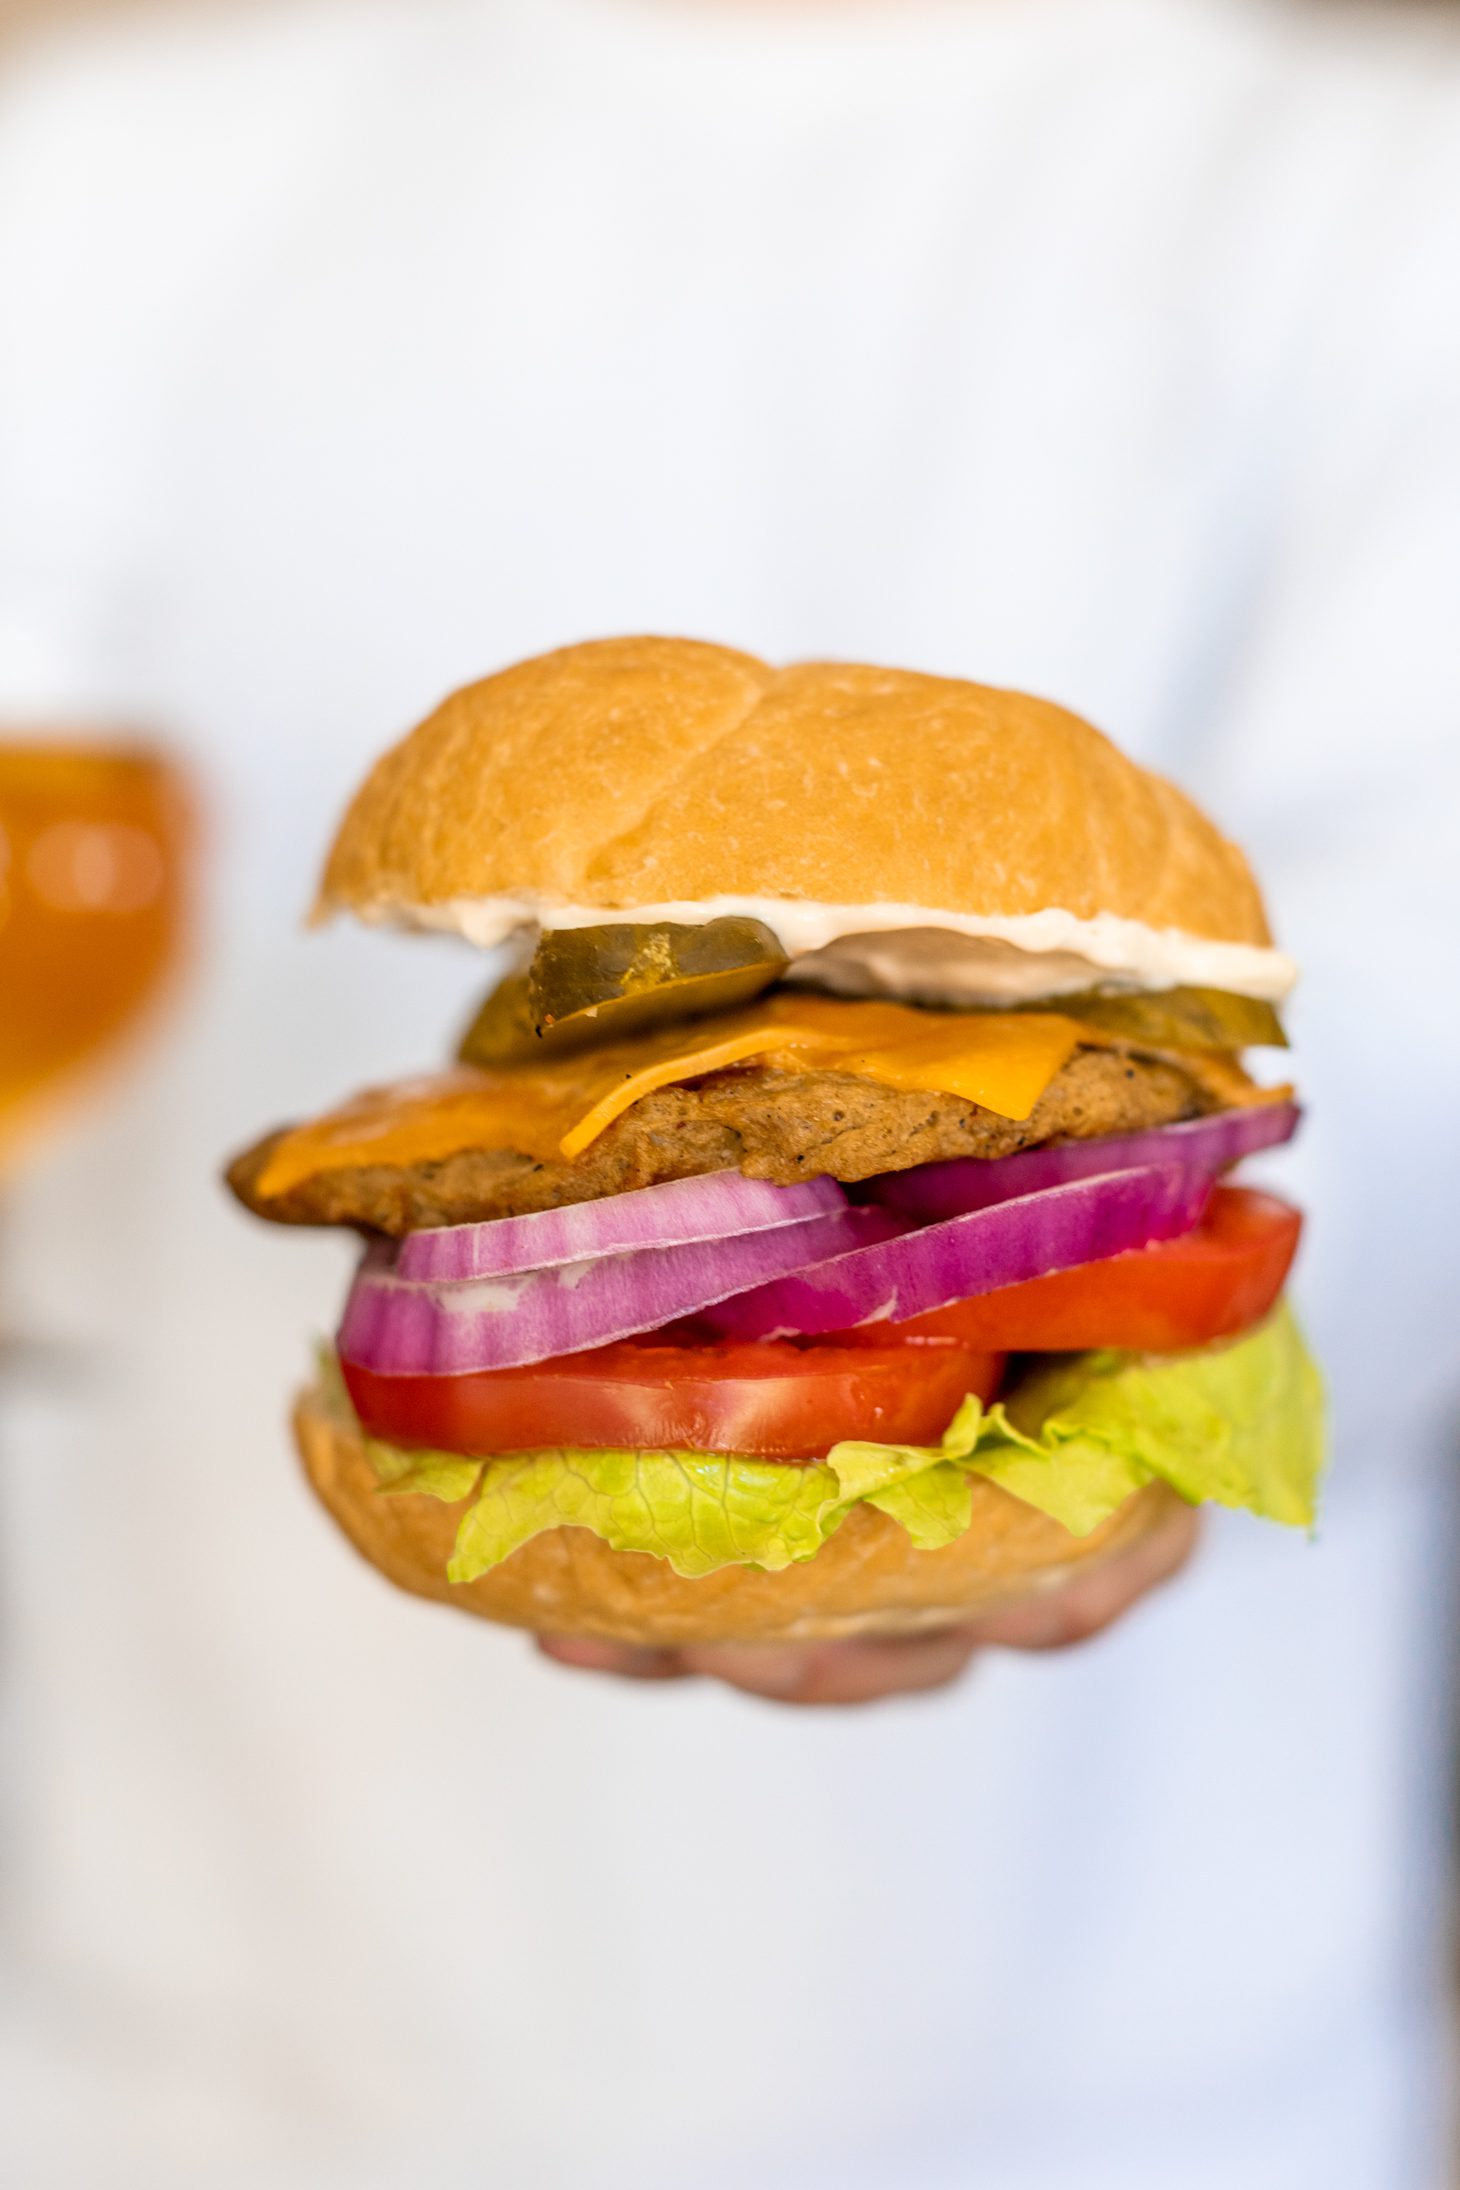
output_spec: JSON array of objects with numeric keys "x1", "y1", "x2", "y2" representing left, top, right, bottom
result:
[{"x1": 352, "y1": 893, "x2": 1298, "y2": 1004}]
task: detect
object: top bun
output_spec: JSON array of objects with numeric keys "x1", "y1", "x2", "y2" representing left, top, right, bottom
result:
[{"x1": 317, "y1": 637, "x2": 1271, "y2": 947}]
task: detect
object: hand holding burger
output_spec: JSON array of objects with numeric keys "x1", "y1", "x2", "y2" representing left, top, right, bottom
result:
[{"x1": 227, "y1": 637, "x2": 1322, "y2": 1685}]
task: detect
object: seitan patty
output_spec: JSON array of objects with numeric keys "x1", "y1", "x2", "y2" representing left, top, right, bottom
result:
[{"x1": 228, "y1": 1046, "x2": 1230, "y2": 1236}]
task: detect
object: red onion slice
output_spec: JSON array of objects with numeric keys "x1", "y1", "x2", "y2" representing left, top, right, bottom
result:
[
  {"x1": 397, "y1": 1171, "x2": 847, "y2": 1283},
  {"x1": 338, "y1": 1206, "x2": 902, "y2": 1377},
  {"x1": 864, "y1": 1102, "x2": 1300, "y2": 1224},
  {"x1": 702, "y1": 1164, "x2": 1212, "y2": 1342}
]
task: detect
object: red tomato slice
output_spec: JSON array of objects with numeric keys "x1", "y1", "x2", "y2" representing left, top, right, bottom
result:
[
  {"x1": 342, "y1": 1333, "x2": 1005, "y2": 1463},
  {"x1": 837, "y1": 1186, "x2": 1301, "y2": 1354}
]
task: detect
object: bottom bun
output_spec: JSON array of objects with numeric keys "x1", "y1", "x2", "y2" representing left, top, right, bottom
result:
[{"x1": 295, "y1": 1384, "x2": 1184, "y2": 1646}]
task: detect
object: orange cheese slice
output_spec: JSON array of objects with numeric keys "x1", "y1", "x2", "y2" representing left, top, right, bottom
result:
[
  {"x1": 556, "y1": 997, "x2": 1083, "y2": 1158},
  {"x1": 258, "y1": 1069, "x2": 578, "y2": 1194},
  {"x1": 257, "y1": 998, "x2": 1098, "y2": 1199}
]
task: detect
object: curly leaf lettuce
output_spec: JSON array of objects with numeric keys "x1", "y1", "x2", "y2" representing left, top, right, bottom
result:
[{"x1": 327, "y1": 1305, "x2": 1323, "y2": 1583}]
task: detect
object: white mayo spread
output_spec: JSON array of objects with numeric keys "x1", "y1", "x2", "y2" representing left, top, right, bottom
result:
[{"x1": 352, "y1": 893, "x2": 1298, "y2": 1004}]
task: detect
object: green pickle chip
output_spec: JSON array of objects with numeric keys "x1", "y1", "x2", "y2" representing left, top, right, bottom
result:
[
  {"x1": 1022, "y1": 984, "x2": 1286, "y2": 1052},
  {"x1": 458, "y1": 917, "x2": 789, "y2": 1066},
  {"x1": 456, "y1": 970, "x2": 557, "y2": 1067}
]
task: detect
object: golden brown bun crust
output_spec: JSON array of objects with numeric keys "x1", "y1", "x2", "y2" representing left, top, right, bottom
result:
[
  {"x1": 295, "y1": 1382, "x2": 1185, "y2": 1646},
  {"x1": 318, "y1": 636, "x2": 1271, "y2": 946}
]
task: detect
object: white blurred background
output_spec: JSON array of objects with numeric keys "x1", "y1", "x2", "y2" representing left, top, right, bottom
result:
[{"x1": 1, "y1": 2, "x2": 1458, "y2": 2187}]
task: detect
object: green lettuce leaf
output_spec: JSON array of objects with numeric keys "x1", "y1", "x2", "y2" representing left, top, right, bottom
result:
[
  {"x1": 379, "y1": 1451, "x2": 486, "y2": 1503},
  {"x1": 988, "y1": 1305, "x2": 1325, "y2": 1531},
  {"x1": 451, "y1": 1446, "x2": 848, "y2": 1582},
  {"x1": 325, "y1": 1304, "x2": 1323, "y2": 1582}
]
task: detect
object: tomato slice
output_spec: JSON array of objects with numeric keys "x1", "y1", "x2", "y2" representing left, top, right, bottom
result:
[
  {"x1": 342, "y1": 1332, "x2": 1005, "y2": 1463},
  {"x1": 836, "y1": 1186, "x2": 1301, "y2": 1354}
]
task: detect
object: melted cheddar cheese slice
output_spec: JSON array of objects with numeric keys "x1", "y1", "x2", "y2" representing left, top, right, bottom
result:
[
  {"x1": 555, "y1": 996, "x2": 1083, "y2": 1158},
  {"x1": 257, "y1": 996, "x2": 1186, "y2": 1200}
]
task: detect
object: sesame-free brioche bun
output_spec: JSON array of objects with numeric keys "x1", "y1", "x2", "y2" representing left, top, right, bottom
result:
[
  {"x1": 294, "y1": 1379, "x2": 1186, "y2": 1646},
  {"x1": 317, "y1": 635, "x2": 1271, "y2": 947}
]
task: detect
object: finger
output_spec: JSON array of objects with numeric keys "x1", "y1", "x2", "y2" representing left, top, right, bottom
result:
[
  {"x1": 536, "y1": 1635, "x2": 691, "y2": 1681},
  {"x1": 962, "y1": 1502, "x2": 1202, "y2": 1652},
  {"x1": 676, "y1": 1629, "x2": 980, "y2": 1706}
]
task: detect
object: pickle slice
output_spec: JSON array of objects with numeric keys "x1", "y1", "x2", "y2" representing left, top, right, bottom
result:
[
  {"x1": 1031, "y1": 984, "x2": 1287, "y2": 1052},
  {"x1": 456, "y1": 971, "x2": 559, "y2": 1067},
  {"x1": 527, "y1": 918, "x2": 789, "y2": 1041},
  {"x1": 457, "y1": 918, "x2": 790, "y2": 1066}
]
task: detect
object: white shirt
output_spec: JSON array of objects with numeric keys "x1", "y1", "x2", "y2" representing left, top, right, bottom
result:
[{"x1": 1, "y1": 2, "x2": 1458, "y2": 2184}]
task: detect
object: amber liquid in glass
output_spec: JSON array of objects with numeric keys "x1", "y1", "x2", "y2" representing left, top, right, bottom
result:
[{"x1": 0, "y1": 742, "x2": 192, "y2": 1171}]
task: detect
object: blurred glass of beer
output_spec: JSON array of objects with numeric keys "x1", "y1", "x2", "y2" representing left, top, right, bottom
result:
[{"x1": 0, "y1": 741, "x2": 192, "y2": 1171}]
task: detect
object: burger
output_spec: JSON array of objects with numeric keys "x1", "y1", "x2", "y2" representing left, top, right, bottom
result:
[{"x1": 227, "y1": 636, "x2": 1323, "y2": 1646}]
